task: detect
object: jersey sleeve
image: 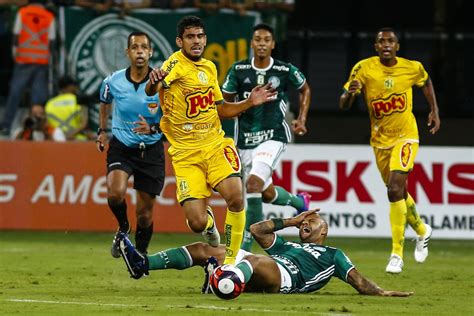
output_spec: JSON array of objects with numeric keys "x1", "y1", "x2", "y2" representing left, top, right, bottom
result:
[
  {"x1": 99, "y1": 76, "x2": 113, "y2": 104},
  {"x1": 264, "y1": 234, "x2": 287, "y2": 255},
  {"x1": 343, "y1": 61, "x2": 364, "y2": 92},
  {"x1": 288, "y1": 64, "x2": 306, "y2": 89},
  {"x1": 160, "y1": 57, "x2": 180, "y2": 88},
  {"x1": 222, "y1": 64, "x2": 238, "y2": 94},
  {"x1": 413, "y1": 61, "x2": 429, "y2": 88},
  {"x1": 333, "y1": 249, "x2": 355, "y2": 282}
]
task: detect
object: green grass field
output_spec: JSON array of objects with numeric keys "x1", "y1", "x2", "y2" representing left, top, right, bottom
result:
[{"x1": 0, "y1": 231, "x2": 473, "y2": 315}]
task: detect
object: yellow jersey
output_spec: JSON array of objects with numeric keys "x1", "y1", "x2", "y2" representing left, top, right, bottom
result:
[
  {"x1": 343, "y1": 56, "x2": 428, "y2": 148},
  {"x1": 160, "y1": 50, "x2": 225, "y2": 150}
]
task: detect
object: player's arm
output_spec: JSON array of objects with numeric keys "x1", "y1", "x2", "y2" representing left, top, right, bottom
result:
[
  {"x1": 145, "y1": 68, "x2": 168, "y2": 96},
  {"x1": 96, "y1": 102, "x2": 111, "y2": 152},
  {"x1": 347, "y1": 268, "x2": 413, "y2": 297},
  {"x1": 339, "y1": 79, "x2": 362, "y2": 111},
  {"x1": 292, "y1": 82, "x2": 311, "y2": 136},
  {"x1": 217, "y1": 83, "x2": 277, "y2": 119},
  {"x1": 250, "y1": 210, "x2": 318, "y2": 249},
  {"x1": 421, "y1": 78, "x2": 441, "y2": 135}
]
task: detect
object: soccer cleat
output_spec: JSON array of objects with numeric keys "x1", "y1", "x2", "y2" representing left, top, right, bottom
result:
[
  {"x1": 385, "y1": 254, "x2": 404, "y2": 274},
  {"x1": 111, "y1": 227, "x2": 131, "y2": 258},
  {"x1": 414, "y1": 224, "x2": 432, "y2": 263},
  {"x1": 118, "y1": 232, "x2": 149, "y2": 280},
  {"x1": 202, "y1": 206, "x2": 220, "y2": 247},
  {"x1": 296, "y1": 192, "x2": 312, "y2": 213},
  {"x1": 201, "y1": 256, "x2": 219, "y2": 294}
]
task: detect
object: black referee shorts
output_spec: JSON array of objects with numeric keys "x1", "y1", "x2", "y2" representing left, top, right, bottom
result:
[{"x1": 106, "y1": 136, "x2": 165, "y2": 196}]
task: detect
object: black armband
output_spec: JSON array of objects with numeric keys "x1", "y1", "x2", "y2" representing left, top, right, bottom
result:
[
  {"x1": 271, "y1": 218, "x2": 284, "y2": 231},
  {"x1": 150, "y1": 123, "x2": 161, "y2": 134}
]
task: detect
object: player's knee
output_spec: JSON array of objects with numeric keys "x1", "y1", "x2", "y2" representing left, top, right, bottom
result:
[
  {"x1": 387, "y1": 184, "x2": 404, "y2": 201},
  {"x1": 246, "y1": 176, "x2": 264, "y2": 193},
  {"x1": 226, "y1": 194, "x2": 244, "y2": 211},
  {"x1": 107, "y1": 192, "x2": 125, "y2": 206},
  {"x1": 187, "y1": 217, "x2": 207, "y2": 233}
]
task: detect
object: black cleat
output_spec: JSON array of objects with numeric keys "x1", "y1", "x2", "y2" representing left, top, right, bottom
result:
[
  {"x1": 117, "y1": 232, "x2": 149, "y2": 279},
  {"x1": 201, "y1": 256, "x2": 219, "y2": 294}
]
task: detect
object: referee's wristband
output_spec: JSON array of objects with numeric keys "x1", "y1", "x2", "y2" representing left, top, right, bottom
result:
[
  {"x1": 150, "y1": 123, "x2": 161, "y2": 134},
  {"x1": 271, "y1": 218, "x2": 285, "y2": 231}
]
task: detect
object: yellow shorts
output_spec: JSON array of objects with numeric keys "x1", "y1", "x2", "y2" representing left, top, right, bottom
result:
[
  {"x1": 373, "y1": 141, "x2": 419, "y2": 184},
  {"x1": 168, "y1": 137, "x2": 242, "y2": 203}
]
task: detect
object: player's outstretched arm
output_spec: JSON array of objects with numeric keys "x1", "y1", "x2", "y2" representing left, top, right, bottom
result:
[
  {"x1": 347, "y1": 269, "x2": 413, "y2": 297},
  {"x1": 292, "y1": 82, "x2": 310, "y2": 136},
  {"x1": 217, "y1": 83, "x2": 277, "y2": 119},
  {"x1": 145, "y1": 68, "x2": 168, "y2": 96}
]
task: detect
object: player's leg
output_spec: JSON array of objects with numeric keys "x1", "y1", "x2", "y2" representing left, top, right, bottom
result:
[
  {"x1": 263, "y1": 183, "x2": 311, "y2": 213},
  {"x1": 235, "y1": 254, "x2": 281, "y2": 293},
  {"x1": 209, "y1": 138, "x2": 246, "y2": 265}
]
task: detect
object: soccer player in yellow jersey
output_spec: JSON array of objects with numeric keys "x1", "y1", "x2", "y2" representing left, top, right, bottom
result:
[
  {"x1": 339, "y1": 27, "x2": 441, "y2": 274},
  {"x1": 146, "y1": 16, "x2": 276, "y2": 265}
]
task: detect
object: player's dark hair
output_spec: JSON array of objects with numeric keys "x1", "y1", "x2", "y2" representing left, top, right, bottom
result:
[
  {"x1": 375, "y1": 27, "x2": 399, "y2": 42},
  {"x1": 58, "y1": 76, "x2": 77, "y2": 90},
  {"x1": 127, "y1": 31, "x2": 151, "y2": 48},
  {"x1": 177, "y1": 16, "x2": 205, "y2": 38},
  {"x1": 253, "y1": 23, "x2": 274, "y2": 37}
]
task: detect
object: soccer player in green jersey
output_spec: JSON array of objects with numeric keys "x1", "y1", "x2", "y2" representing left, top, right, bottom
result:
[
  {"x1": 222, "y1": 23, "x2": 312, "y2": 252},
  {"x1": 118, "y1": 210, "x2": 412, "y2": 297}
]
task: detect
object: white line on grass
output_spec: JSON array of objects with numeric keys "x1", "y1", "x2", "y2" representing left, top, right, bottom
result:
[{"x1": 7, "y1": 298, "x2": 145, "y2": 307}]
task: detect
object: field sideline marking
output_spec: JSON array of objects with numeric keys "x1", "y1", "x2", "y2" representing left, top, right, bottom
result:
[
  {"x1": 7, "y1": 298, "x2": 145, "y2": 307},
  {"x1": 166, "y1": 304, "x2": 350, "y2": 315}
]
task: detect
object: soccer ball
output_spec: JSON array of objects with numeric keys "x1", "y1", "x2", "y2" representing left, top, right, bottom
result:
[{"x1": 209, "y1": 264, "x2": 245, "y2": 300}]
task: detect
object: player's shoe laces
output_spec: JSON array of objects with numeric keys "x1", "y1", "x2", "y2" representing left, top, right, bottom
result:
[
  {"x1": 201, "y1": 256, "x2": 219, "y2": 294},
  {"x1": 296, "y1": 192, "x2": 312, "y2": 213},
  {"x1": 118, "y1": 232, "x2": 149, "y2": 279},
  {"x1": 414, "y1": 224, "x2": 432, "y2": 263},
  {"x1": 111, "y1": 228, "x2": 130, "y2": 258},
  {"x1": 385, "y1": 254, "x2": 404, "y2": 274},
  {"x1": 202, "y1": 206, "x2": 220, "y2": 247}
]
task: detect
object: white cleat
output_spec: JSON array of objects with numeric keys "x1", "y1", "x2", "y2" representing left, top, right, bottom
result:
[
  {"x1": 415, "y1": 224, "x2": 432, "y2": 263},
  {"x1": 202, "y1": 206, "x2": 220, "y2": 247},
  {"x1": 385, "y1": 254, "x2": 404, "y2": 274}
]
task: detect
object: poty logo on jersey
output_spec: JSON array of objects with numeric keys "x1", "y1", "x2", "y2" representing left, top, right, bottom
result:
[
  {"x1": 400, "y1": 143, "x2": 413, "y2": 168},
  {"x1": 69, "y1": 14, "x2": 174, "y2": 95},
  {"x1": 185, "y1": 87, "x2": 215, "y2": 118},
  {"x1": 370, "y1": 93, "x2": 407, "y2": 119},
  {"x1": 223, "y1": 146, "x2": 241, "y2": 172}
]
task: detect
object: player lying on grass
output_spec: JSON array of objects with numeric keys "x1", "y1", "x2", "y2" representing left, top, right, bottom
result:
[{"x1": 117, "y1": 210, "x2": 413, "y2": 297}]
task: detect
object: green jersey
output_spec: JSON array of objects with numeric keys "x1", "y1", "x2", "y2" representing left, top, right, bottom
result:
[
  {"x1": 222, "y1": 57, "x2": 306, "y2": 149},
  {"x1": 266, "y1": 235, "x2": 355, "y2": 294}
]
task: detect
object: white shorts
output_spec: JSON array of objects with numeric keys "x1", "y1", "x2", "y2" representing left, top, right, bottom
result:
[
  {"x1": 239, "y1": 140, "x2": 286, "y2": 182},
  {"x1": 235, "y1": 249, "x2": 291, "y2": 293}
]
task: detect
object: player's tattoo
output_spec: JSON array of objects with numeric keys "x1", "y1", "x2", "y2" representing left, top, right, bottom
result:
[{"x1": 347, "y1": 270, "x2": 383, "y2": 295}]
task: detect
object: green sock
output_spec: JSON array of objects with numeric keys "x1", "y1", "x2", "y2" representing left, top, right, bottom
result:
[
  {"x1": 147, "y1": 247, "x2": 192, "y2": 270},
  {"x1": 236, "y1": 260, "x2": 253, "y2": 283},
  {"x1": 241, "y1": 193, "x2": 263, "y2": 251},
  {"x1": 272, "y1": 186, "x2": 304, "y2": 210}
]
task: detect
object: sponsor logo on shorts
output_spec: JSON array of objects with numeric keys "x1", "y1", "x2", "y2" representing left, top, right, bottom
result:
[
  {"x1": 400, "y1": 143, "x2": 412, "y2": 168},
  {"x1": 178, "y1": 179, "x2": 189, "y2": 195},
  {"x1": 223, "y1": 146, "x2": 241, "y2": 172},
  {"x1": 69, "y1": 14, "x2": 173, "y2": 95}
]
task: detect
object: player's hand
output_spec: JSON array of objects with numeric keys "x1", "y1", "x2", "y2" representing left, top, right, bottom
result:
[
  {"x1": 149, "y1": 68, "x2": 168, "y2": 85},
  {"x1": 293, "y1": 209, "x2": 320, "y2": 228},
  {"x1": 427, "y1": 110, "x2": 440, "y2": 134},
  {"x1": 96, "y1": 132, "x2": 108, "y2": 152},
  {"x1": 292, "y1": 119, "x2": 307, "y2": 136},
  {"x1": 380, "y1": 290, "x2": 414, "y2": 297},
  {"x1": 249, "y1": 83, "x2": 277, "y2": 106},
  {"x1": 348, "y1": 80, "x2": 362, "y2": 95},
  {"x1": 133, "y1": 115, "x2": 151, "y2": 135}
]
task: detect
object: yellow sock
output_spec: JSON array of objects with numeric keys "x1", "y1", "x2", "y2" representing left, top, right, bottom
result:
[
  {"x1": 223, "y1": 208, "x2": 245, "y2": 265},
  {"x1": 405, "y1": 193, "x2": 426, "y2": 236},
  {"x1": 205, "y1": 211, "x2": 215, "y2": 231},
  {"x1": 389, "y1": 200, "x2": 407, "y2": 258}
]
